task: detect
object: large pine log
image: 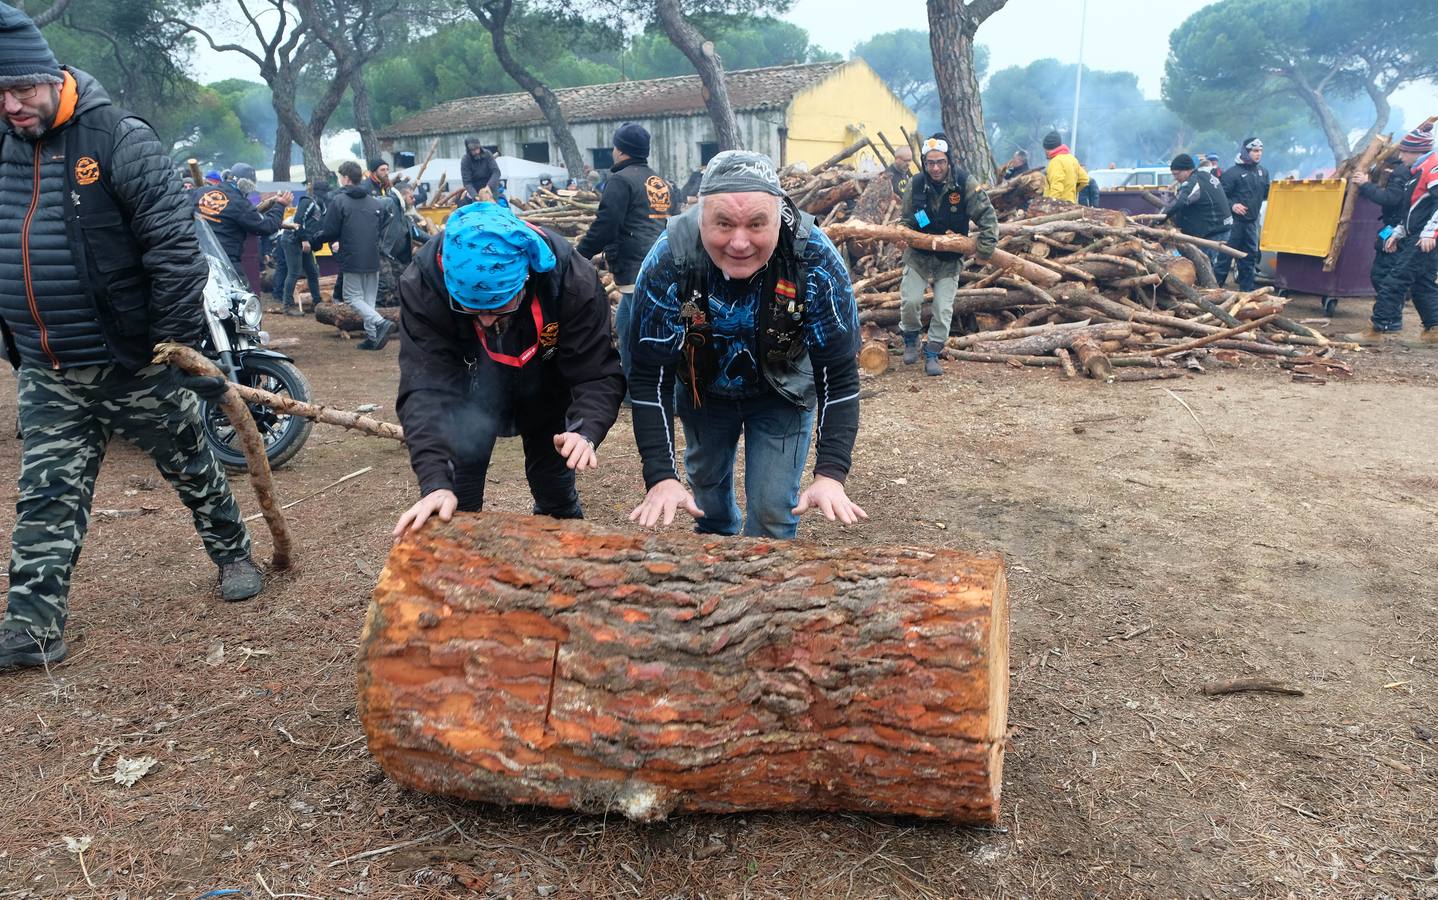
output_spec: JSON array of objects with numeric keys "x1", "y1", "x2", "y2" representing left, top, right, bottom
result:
[
  {"x1": 314, "y1": 302, "x2": 401, "y2": 332},
  {"x1": 359, "y1": 512, "x2": 1010, "y2": 824}
]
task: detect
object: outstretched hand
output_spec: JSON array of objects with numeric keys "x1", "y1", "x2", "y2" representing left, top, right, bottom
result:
[
  {"x1": 629, "y1": 479, "x2": 704, "y2": 529},
  {"x1": 793, "y1": 475, "x2": 868, "y2": 526},
  {"x1": 393, "y1": 489, "x2": 457, "y2": 543},
  {"x1": 553, "y1": 432, "x2": 598, "y2": 471}
]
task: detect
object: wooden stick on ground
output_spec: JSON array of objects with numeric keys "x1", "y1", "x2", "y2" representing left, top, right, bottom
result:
[
  {"x1": 152, "y1": 342, "x2": 292, "y2": 570},
  {"x1": 1201, "y1": 678, "x2": 1304, "y2": 697}
]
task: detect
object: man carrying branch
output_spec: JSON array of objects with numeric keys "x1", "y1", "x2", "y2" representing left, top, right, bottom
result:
[{"x1": 899, "y1": 135, "x2": 999, "y2": 376}]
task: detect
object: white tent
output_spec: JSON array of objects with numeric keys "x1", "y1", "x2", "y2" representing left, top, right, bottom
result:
[{"x1": 392, "y1": 157, "x2": 570, "y2": 201}]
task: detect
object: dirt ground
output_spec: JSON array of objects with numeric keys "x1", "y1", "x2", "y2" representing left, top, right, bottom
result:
[{"x1": 0, "y1": 295, "x2": 1434, "y2": 900}]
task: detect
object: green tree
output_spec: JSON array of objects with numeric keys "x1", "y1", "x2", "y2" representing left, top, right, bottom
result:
[{"x1": 1164, "y1": 0, "x2": 1438, "y2": 164}]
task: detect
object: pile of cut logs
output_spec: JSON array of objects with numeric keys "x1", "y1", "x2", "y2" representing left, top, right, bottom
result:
[
  {"x1": 510, "y1": 189, "x2": 602, "y2": 237},
  {"x1": 824, "y1": 198, "x2": 1355, "y2": 382}
]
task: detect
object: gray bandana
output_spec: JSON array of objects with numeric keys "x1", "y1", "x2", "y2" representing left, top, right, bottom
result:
[{"x1": 698, "y1": 150, "x2": 784, "y2": 197}]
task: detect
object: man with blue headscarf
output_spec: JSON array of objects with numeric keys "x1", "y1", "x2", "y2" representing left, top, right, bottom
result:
[{"x1": 391, "y1": 202, "x2": 624, "y2": 537}]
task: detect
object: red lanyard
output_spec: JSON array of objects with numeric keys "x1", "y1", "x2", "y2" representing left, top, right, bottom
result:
[{"x1": 473, "y1": 294, "x2": 544, "y2": 367}]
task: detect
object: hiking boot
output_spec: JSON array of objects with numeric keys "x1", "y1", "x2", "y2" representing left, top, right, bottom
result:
[
  {"x1": 902, "y1": 330, "x2": 920, "y2": 365},
  {"x1": 372, "y1": 319, "x2": 397, "y2": 351},
  {"x1": 0, "y1": 629, "x2": 67, "y2": 670},
  {"x1": 354, "y1": 338, "x2": 376, "y2": 350},
  {"x1": 923, "y1": 342, "x2": 944, "y2": 376},
  {"x1": 1342, "y1": 327, "x2": 1400, "y2": 345},
  {"x1": 218, "y1": 558, "x2": 263, "y2": 602},
  {"x1": 283, "y1": 306, "x2": 305, "y2": 317}
]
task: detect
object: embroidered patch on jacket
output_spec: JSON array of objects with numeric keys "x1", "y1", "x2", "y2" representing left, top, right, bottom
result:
[
  {"x1": 540, "y1": 322, "x2": 560, "y2": 348},
  {"x1": 75, "y1": 156, "x2": 100, "y2": 186},
  {"x1": 775, "y1": 279, "x2": 797, "y2": 299}
]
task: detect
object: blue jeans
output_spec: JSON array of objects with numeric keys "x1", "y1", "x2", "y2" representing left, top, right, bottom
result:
[
  {"x1": 1213, "y1": 219, "x2": 1259, "y2": 290},
  {"x1": 614, "y1": 290, "x2": 634, "y2": 389},
  {"x1": 1202, "y1": 227, "x2": 1232, "y2": 272},
  {"x1": 678, "y1": 390, "x2": 815, "y2": 539},
  {"x1": 281, "y1": 236, "x2": 322, "y2": 308}
]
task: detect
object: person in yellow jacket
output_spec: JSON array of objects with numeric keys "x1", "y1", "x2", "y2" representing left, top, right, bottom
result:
[{"x1": 1041, "y1": 130, "x2": 1090, "y2": 203}]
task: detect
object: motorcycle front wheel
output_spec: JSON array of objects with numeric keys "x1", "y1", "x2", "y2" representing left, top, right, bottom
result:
[{"x1": 200, "y1": 355, "x2": 315, "y2": 472}]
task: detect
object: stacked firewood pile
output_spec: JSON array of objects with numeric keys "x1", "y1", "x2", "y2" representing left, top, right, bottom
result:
[
  {"x1": 824, "y1": 198, "x2": 1355, "y2": 382},
  {"x1": 510, "y1": 189, "x2": 602, "y2": 237}
]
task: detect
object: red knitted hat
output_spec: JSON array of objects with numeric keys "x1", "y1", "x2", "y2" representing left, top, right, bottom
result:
[{"x1": 1399, "y1": 122, "x2": 1434, "y2": 153}]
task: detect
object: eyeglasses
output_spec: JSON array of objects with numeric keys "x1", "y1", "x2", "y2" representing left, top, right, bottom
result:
[
  {"x1": 1, "y1": 84, "x2": 40, "y2": 102},
  {"x1": 923, "y1": 158, "x2": 949, "y2": 168}
]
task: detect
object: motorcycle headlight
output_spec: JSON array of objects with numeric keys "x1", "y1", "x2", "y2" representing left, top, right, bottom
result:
[{"x1": 239, "y1": 294, "x2": 263, "y2": 329}]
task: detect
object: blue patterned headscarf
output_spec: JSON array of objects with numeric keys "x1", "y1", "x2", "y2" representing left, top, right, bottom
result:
[{"x1": 441, "y1": 202, "x2": 556, "y2": 311}]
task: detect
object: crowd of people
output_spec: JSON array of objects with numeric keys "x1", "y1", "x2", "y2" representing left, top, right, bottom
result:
[{"x1": 2, "y1": 0, "x2": 1438, "y2": 673}]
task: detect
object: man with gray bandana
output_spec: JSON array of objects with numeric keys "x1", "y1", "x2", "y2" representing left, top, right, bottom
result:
[{"x1": 627, "y1": 150, "x2": 866, "y2": 538}]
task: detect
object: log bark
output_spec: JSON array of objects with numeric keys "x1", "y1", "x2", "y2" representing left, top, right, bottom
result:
[
  {"x1": 1070, "y1": 334, "x2": 1113, "y2": 381},
  {"x1": 825, "y1": 221, "x2": 1062, "y2": 287},
  {"x1": 359, "y1": 512, "x2": 1010, "y2": 824},
  {"x1": 314, "y1": 302, "x2": 401, "y2": 332},
  {"x1": 968, "y1": 323, "x2": 1129, "y2": 356},
  {"x1": 1325, "y1": 133, "x2": 1393, "y2": 272},
  {"x1": 152, "y1": 343, "x2": 292, "y2": 570}
]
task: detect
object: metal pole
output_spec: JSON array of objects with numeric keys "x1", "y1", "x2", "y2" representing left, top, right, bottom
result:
[{"x1": 1071, "y1": 0, "x2": 1088, "y2": 156}]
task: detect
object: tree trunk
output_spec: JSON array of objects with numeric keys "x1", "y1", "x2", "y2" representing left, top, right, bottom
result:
[
  {"x1": 926, "y1": 0, "x2": 1006, "y2": 175},
  {"x1": 656, "y1": 0, "x2": 741, "y2": 151},
  {"x1": 1294, "y1": 84, "x2": 1351, "y2": 165},
  {"x1": 359, "y1": 512, "x2": 1010, "y2": 824},
  {"x1": 272, "y1": 120, "x2": 293, "y2": 184},
  {"x1": 468, "y1": 0, "x2": 585, "y2": 182},
  {"x1": 352, "y1": 71, "x2": 382, "y2": 163}
]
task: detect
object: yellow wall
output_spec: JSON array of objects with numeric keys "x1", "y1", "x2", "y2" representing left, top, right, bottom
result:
[{"x1": 784, "y1": 60, "x2": 917, "y2": 170}]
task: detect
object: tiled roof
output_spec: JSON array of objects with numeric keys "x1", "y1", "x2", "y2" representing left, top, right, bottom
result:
[{"x1": 378, "y1": 61, "x2": 847, "y2": 138}]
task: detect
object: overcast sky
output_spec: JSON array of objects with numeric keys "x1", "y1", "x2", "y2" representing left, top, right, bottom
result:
[{"x1": 192, "y1": 0, "x2": 1437, "y2": 121}]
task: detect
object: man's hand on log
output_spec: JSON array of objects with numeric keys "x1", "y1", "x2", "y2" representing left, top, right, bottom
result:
[
  {"x1": 630, "y1": 479, "x2": 704, "y2": 529},
  {"x1": 793, "y1": 475, "x2": 868, "y2": 526},
  {"x1": 553, "y1": 432, "x2": 597, "y2": 470},
  {"x1": 393, "y1": 489, "x2": 457, "y2": 542},
  {"x1": 1351, "y1": 171, "x2": 1369, "y2": 186}
]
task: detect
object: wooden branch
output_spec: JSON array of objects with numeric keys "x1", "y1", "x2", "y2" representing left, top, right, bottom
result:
[
  {"x1": 1323, "y1": 133, "x2": 1392, "y2": 272},
  {"x1": 1201, "y1": 678, "x2": 1304, "y2": 698},
  {"x1": 228, "y1": 383, "x2": 405, "y2": 442},
  {"x1": 825, "y1": 221, "x2": 1062, "y2": 287},
  {"x1": 1129, "y1": 314, "x2": 1278, "y2": 358},
  {"x1": 152, "y1": 343, "x2": 292, "y2": 570}
]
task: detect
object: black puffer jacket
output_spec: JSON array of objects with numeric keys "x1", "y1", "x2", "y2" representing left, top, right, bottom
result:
[
  {"x1": 396, "y1": 230, "x2": 624, "y2": 497},
  {"x1": 314, "y1": 184, "x2": 383, "y2": 274},
  {"x1": 0, "y1": 68, "x2": 207, "y2": 370},
  {"x1": 574, "y1": 157, "x2": 674, "y2": 285}
]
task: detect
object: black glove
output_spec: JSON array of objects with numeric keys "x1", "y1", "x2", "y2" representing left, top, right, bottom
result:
[{"x1": 177, "y1": 374, "x2": 230, "y2": 402}]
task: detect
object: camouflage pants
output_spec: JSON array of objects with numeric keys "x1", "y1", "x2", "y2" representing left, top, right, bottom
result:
[{"x1": 2, "y1": 363, "x2": 252, "y2": 639}]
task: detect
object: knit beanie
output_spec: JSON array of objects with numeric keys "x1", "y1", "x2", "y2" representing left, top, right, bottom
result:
[
  {"x1": 1170, "y1": 153, "x2": 1196, "y2": 171},
  {"x1": 368, "y1": 156, "x2": 388, "y2": 172},
  {"x1": 612, "y1": 122, "x2": 650, "y2": 159},
  {"x1": 1399, "y1": 122, "x2": 1434, "y2": 154},
  {"x1": 0, "y1": 2, "x2": 61, "y2": 90},
  {"x1": 1042, "y1": 131, "x2": 1063, "y2": 151},
  {"x1": 230, "y1": 162, "x2": 257, "y2": 182}
]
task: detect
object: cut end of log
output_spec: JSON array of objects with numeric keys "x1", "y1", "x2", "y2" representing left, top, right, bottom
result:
[
  {"x1": 857, "y1": 341, "x2": 890, "y2": 375},
  {"x1": 358, "y1": 512, "x2": 1010, "y2": 824}
]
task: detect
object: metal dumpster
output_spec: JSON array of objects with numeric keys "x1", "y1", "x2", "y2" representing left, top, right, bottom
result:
[
  {"x1": 1099, "y1": 187, "x2": 1167, "y2": 217},
  {"x1": 1263, "y1": 178, "x2": 1381, "y2": 309}
]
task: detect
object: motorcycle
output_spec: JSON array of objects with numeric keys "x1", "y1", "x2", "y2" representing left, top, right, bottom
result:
[{"x1": 194, "y1": 215, "x2": 313, "y2": 471}]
